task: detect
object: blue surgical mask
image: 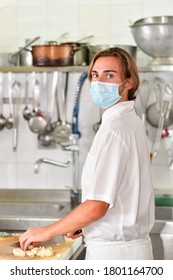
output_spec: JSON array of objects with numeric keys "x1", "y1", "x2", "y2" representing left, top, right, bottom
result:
[{"x1": 90, "y1": 80, "x2": 126, "y2": 108}]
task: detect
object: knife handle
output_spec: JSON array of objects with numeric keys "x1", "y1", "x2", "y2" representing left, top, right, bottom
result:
[{"x1": 74, "y1": 229, "x2": 82, "y2": 235}]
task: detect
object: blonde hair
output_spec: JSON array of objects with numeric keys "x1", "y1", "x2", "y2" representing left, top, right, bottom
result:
[{"x1": 88, "y1": 47, "x2": 140, "y2": 100}]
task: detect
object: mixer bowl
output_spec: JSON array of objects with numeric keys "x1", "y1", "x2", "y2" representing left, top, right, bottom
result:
[{"x1": 130, "y1": 16, "x2": 173, "y2": 65}]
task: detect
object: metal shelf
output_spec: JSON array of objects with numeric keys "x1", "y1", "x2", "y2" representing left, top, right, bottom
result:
[
  {"x1": 0, "y1": 65, "x2": 88, "y2": 73},
  {"x1": 0, "y1": 65, "x2": 173, "y2": 73},
  {"x1": 138, "y1": 65, "x2": 173, "y2": 72}
]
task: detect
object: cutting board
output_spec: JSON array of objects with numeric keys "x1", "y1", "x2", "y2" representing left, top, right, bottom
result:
[{"x1": 0, "y1": 235, "x2": 82, "y2": 260}]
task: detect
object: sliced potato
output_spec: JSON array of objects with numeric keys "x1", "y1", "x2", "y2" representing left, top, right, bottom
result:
[
  {"x1": 13, "y1": 248, "x2": 25, "y2": 257},
  {"x1": 12, "y1": 245, "x2": 54, "y2": 258},
  {"x1": 26, "y1": 250, "x2": 35, "y2": 257}
]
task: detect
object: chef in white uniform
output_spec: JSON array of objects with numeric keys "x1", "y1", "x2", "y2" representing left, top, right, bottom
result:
[{"x1": 19, "y1": 47, "x2": 155, "y2": 260}]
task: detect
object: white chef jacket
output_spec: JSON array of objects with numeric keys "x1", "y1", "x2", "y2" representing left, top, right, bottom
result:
[{"x1": 81, "y1": 101, "x2": 155, "y2": 244}]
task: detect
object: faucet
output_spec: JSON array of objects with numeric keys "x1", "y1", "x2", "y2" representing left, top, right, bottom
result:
[
  {"x1": 34, "y1": 134, "x2": 80, "y2": 209},
  {"x1": 34, "y1": 158, "x2": 71, "y2": 173},
  {"x1": 61, "y1": 134, "x2": 80, "y2": 208}
]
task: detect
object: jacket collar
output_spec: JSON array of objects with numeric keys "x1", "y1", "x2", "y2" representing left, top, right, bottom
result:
[{"x1": 102, "y1": 101, "x2": 134, "y2": 123}]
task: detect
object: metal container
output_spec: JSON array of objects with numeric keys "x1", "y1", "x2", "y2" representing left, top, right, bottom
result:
[
  {"x1": 88, "y1": 44, "x2": 137, "y2": 62},
  {"x1": 0, "y1": 53, "x2": 15, "y2": 66},
  {"x1": 73, "y1": 45, "x2": 89, "y2": 66},
  {"x1": 8, "y1": 36, "x2": 40, "y2": 66},
  {"x1": 130, "y1": 16, "x2": 173, "y2": 65},
  {"x1": 32, "y1": 44, "x2": 77, "y2": 66},
  {"x1": 60, "y1": 42, "x2": 89, "y2": 66},
  {"x1": 19, "y1": 48, "x2": 33, "y2": 66}
]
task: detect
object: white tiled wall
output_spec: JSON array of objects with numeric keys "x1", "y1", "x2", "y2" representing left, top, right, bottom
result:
[
  {"x1": 0, "y1": 71, "x2": 98, "y2": 190},
  {"x1": 0, "y1": 0, "x2": 172, "y2": 52},
  {"x1": 0, "y1": 0, "x2": 173, "y2": 191}
]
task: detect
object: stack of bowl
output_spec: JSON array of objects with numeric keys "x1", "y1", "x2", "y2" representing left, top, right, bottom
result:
[{"x1": 130, "y1": 16, "x2": 173, "y2": 65}]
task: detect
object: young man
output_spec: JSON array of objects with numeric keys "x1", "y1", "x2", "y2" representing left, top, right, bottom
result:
[{"x1": 19, "y1": 47, "x2": 155, "y2": 260}]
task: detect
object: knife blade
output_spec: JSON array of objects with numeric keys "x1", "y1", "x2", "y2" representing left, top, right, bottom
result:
[{"x1": 10, "y1": 235, "x2": 65, "y2": 248}]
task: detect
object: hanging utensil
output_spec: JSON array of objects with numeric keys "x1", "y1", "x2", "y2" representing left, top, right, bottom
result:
[
  {"x1": 23, "y1": 74, "x2": 31, "y2": 121},
  {"x1": 53, "y1": 72, "x2": 72, "y2": 143},
  {"x1": 168, "y1": 137, "x2": 173, "y2": 170},
  {"x1": 28, "y1": 78, "x2": 47, "y2": 134},
  {"x1": 6, "y1": 72, "x2": 14, "y2": 129},
  {"x1": 12, "y1": 81, "x2": 20, "y2": 151},
  {"x1": 38, "y1": 71, "x2": 58, "y2": 146},
  {"x1": 164, "y1": 84, "x2": 173, "y2": 120},
  {"x1": 92, "y1": 108, "x2": 102, "y2": 133},
  {"x1": 146, "y1": 80, "x2": 173, "y2": 128},
  {"x1": 49, "y1": 83, "x2": 61, "y2": 129},
  {"x1": 146, "y1": 102, "x2": 173, "y2": 128},
  {"x1": 152, "y1": 101, "x2": 168, "y2": 158},
  {"x1": 0, "y1": 73, "x2": 7, "y2": 130},
  {"x1": 72, "y1": 72, "x2": 87, "y2": 137},
  {"x1": 138, "y1": 79, "x2": 150, "y2": 128},
  {"x1": 153, "y1": 77, "x2": 163, "y2": 111}
]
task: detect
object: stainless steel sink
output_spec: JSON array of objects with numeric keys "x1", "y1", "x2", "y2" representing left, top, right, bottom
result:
[
  {"x1": 0, "y1": 202, "x2": 64, "y2": 217},
  {"x1": 149, "y1": 206, "x2": 173, "y2": 259},
  {"x1": 1, "y1": 190, "x2": 173, "y2": 260},
  {"x1": 0, "y1": 189, "x2": 71, "y2": 204},
  {"x1": 0, "y1": 189, "x2": 71, "y2": 231},
  {"x1": 155, "y1": 206, "x2": 173, "y2": 220},
  {"x1": 150, "y1": 220, "x2": 173, "y2": 260}
]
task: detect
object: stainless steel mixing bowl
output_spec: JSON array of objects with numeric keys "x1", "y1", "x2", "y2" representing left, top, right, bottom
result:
[{"x1": 130, "y1": 16, "x2": 173, "y2": 65}]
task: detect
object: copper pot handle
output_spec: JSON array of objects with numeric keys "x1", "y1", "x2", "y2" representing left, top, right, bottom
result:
[{"x1": 71, "y1": 46, "x2": 81, "y2": 55}]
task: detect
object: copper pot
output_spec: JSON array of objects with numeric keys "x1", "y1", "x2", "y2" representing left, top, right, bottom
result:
[{"x1": 32, "y1": 44, "x2": 77, "y2": 66}]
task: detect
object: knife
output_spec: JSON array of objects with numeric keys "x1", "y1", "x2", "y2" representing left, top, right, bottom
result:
[
  {"x1": 10, "y1": 235, "x2": 65, "y2": 248},
  {"x1": 10, "y1": 230, "x2": 82, "y2": 248}
]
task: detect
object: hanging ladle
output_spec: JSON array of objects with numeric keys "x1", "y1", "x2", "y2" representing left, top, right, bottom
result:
[
  {"x1": 138, "y1": 79, "x2": 150, "y2": 129},
  {"x1": 153, "y1": 77, "x2": 163, "y2": 112},
  {"x1": 53, "y1": 72, "x2": 72, "y2": 143},
  {"x1": 23, "y1": 74, "x2": 31, "y2": 121},
  {"x1": 38, "y1": 71, "x2": 59, "y2": 146},
  {"x1": 28, "y1": 78, "x2": 47, "y2": 134},
  {"x1": 6, "y1": 72, "x2": 14, "y2": 129},
  {"x1": 12, "y1": 81, "x2": 21, "y2": 151},
  {"x1": 152, "y1": 101, "x2": 168, "y2": 158}
]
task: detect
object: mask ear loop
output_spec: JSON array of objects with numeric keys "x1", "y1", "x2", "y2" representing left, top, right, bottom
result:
[{"x1": 119, "y1": 79, "x2": 128, "y2": 97}]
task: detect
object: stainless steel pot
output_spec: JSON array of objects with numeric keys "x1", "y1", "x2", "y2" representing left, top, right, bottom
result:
[
  {"x1": 60, "y1": 42, "x2": 89, "y2": 66},
  {"x1": 73, "y1": 45, "x2": 89, "y2": 66},
  {"x1": 60, "y1": 35, "x2": 93, "y2": 65},
  {"x1": 88, "y1": 44, "x2": 137, "y2": 62},
  {"x1": 19, "y1": 48, "x2": 33, "y2": 66},
  {"x1": 0, "y1": 53, "x2": 15, "y2": 66},
  {"x1": 8, "y1": 36, "x2": 40, "y2": 66}
]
